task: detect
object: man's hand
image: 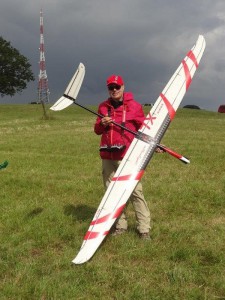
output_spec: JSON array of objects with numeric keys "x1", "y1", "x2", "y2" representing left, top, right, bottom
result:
[
  {"x1": 101, "y1": 116, "x2": 112, "y2": 127},
  {"x1": 155, "y1": 146, "x2": 165, "y2": 153}
]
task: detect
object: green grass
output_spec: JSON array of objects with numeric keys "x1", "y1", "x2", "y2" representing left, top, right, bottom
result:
[{"x1": 1, "y1": 104, "x2": 225, "y2": 299}]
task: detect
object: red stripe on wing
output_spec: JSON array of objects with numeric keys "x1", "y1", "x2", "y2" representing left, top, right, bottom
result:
[
  {"x1": 187, "y1": 50, "x2": 198, "y2": 68},
  {"x1": 160, "y1": 93, "x2": 176, "y2": 120},
  {"x1": 182, "y1": 60, "x2": 192, "y2": 90},
  {"x1": 90, "y1": 204, "x2": 126, "y2": 225},
  {"x1": 85, "y1": 204, "x2": 126, "y2": 240},
  {"x1": 112, "y1": 170, "x2": 145, "y2": 181},
  {"x1": 84, "y1": 230, "x2": 109, "y2": 240}
]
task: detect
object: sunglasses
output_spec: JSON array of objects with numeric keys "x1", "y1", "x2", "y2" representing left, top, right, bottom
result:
[{"x1": 108, "y1": 85, "x2": 121, "y2": 91}]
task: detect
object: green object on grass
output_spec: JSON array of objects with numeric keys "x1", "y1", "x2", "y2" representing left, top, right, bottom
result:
[{"x1": 0, "y1": 160, "x2": 8, "y2": 170}]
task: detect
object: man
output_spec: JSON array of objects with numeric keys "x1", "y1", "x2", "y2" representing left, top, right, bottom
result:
[{"x1": 94, "y1": 74, "x2": 151, "y2": 240}]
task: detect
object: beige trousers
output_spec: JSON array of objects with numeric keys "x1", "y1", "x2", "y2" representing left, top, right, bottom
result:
[{"x1": 102, "y1": 159, "x2": 151, "y2": 233}]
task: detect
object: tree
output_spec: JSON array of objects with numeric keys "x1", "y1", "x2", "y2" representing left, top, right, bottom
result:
[{"x1": 0, "y1": 36, "x2": 35, "y2": 97}]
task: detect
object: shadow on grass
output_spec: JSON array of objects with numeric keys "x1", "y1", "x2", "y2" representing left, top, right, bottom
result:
[
  {"x1": 25, "y1": 207, "x2": 44, "y2": 219},
  {"x1": 64, "y1": 204, "x2": 96, "y2": 221}
]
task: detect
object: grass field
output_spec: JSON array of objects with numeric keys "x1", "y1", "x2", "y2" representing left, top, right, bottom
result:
[{"x1": 1, "y1": 104, "x2": 225, "y2": 300}]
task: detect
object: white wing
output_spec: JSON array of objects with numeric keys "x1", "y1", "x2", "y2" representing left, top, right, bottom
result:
[{"x1": 50, "y1": 63, "x2": 85, "y2": 111}]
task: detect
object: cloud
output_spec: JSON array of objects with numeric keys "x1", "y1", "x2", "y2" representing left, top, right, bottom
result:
[{"x1": 1, "y1": 0, "x2": 225, "y2": 111}]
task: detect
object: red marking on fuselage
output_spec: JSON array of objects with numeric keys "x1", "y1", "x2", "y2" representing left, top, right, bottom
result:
[
  {"x1": 160, "y1": 93, "x2": 176, "y2": 120},
  {"x1": 141, "y1": 113, "x2": 156, "y2": 130},
  {"x1": 145, "y1": 113, "x2": 156, "y2": 125},
  {"x1": 141, "y1": 122, "x2": 151, "y2": 130}
]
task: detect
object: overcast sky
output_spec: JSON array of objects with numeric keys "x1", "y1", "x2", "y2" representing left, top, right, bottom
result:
[{"x1": 1, "y1": 0, "x2": 225, "y2": 111}]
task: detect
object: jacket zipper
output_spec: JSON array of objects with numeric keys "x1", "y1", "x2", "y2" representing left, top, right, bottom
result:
[{"x1": 110, "y1": 108, "x2": 114, "y2": 159}]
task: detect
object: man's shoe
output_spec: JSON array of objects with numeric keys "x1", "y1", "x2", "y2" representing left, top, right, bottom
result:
[
  {"x1": 139, "y1": 232, "x2": 151, "y2": 240},
  {"x1": 111, "y1": 228, "x2": 127, "y2": 236}
]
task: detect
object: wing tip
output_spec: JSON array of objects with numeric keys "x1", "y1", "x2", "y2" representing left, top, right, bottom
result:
[
  {"x1": 197, "y1": 34, "x2": 206, "y2": 47},
  {"x1": 49, "y1": 96, "x2": 73, "y2": 111},
  {"x1": 79, "y1": 62, "x2": 85, "y2": 71},
  {"x1": 72, "y1": 257, "x2": 89, "y2": 265}
]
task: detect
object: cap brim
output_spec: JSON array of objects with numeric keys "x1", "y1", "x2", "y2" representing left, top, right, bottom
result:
[{"x1": 107, "y1": 82, "x2": 122, "y2": 86}]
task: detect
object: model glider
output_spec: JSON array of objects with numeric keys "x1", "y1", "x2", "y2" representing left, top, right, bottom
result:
[
  {"x1": 50, "y1": 35, "x2": 206, "y2": 264},
  {"x1": 72, "y1": 35, "x2": 206, "y2": 264}
]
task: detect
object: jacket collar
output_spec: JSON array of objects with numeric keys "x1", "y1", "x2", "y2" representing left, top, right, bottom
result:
[{"x1": 106, "y1": 92, "x2": 133, "y2": 107}]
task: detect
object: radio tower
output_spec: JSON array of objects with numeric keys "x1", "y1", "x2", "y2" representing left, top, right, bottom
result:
[{"x1": 38, "y1": 9, "x2": 50, "y2": 103}]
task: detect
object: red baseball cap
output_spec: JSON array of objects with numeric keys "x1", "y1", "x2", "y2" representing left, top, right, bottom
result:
[{"x1": 106, "y1": 75, "x2": 124, "y2": 86}]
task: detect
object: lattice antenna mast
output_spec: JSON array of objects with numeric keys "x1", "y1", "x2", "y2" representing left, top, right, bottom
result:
[{"x1": 38, "y1": 9, "x2": 50, "y2": 103}]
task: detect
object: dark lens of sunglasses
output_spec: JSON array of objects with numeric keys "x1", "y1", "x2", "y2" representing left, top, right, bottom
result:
[{"x1": 108, "y1": 85, "x2": 121, "y2": 91}]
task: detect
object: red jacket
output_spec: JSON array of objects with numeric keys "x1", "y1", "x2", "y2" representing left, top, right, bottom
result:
[{"x1": 94, "y1": 92, "x2": 145, "y2": 160}]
